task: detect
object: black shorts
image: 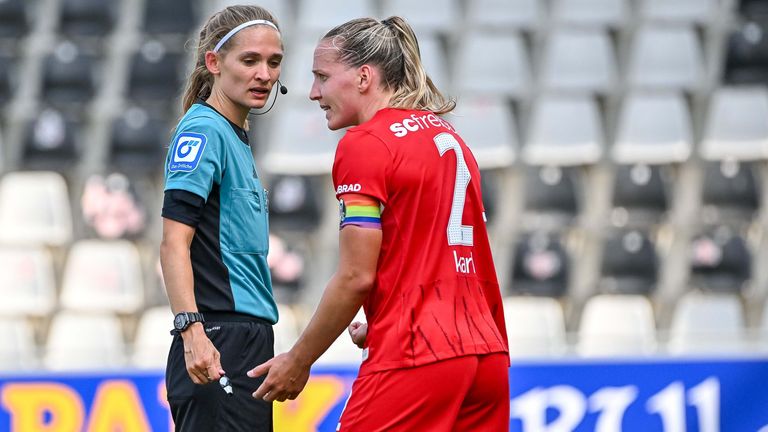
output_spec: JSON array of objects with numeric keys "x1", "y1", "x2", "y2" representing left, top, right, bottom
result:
[{"x1": 166, "y1": 314, "x2": 274, "y2": 432}]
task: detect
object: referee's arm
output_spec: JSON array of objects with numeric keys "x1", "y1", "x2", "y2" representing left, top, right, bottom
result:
[
  {"x1": 161, "y1": 216, "x2": 225, "y2": 385},
  {"x1": 248, "y1": 225, "x2": 381, "y2": 402}
]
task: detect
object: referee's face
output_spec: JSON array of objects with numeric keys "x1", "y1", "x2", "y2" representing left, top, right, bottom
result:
[{"x1": 215, "y1": 26, "x2": 284, "y2": 110}]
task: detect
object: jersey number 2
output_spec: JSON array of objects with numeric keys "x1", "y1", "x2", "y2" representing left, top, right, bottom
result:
[{"x1": 434, "y1": 132, "x2": 473, "y2": 246}]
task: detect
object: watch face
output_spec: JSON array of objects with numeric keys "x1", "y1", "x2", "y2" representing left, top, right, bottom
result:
[{"x1": 174, "y1": 313, "x2": 186, "y2": 330}]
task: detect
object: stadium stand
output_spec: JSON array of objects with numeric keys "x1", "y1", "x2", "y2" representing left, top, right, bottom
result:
[{"x1": 0, "y1": 0, "x2": 765, "y2": 371}]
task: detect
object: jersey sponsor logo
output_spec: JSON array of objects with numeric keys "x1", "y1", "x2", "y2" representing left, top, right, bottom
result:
[
  {"x1": 389, "y1": 113, "x2": 456, "y2": 138},
  {"x1": 169, "y1": 132, "x2": 207, "y2": 172},
  {"x1": 336, "y1": 183, "x2": 362, "y2": 194}
]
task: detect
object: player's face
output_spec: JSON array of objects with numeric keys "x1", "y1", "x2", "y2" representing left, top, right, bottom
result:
[
  {"x1": 310, "y1": 41, "x2": 363, "y2": 130},
  {"x1": 215, "y1": 26, "x2": 283, "y2": 110}
]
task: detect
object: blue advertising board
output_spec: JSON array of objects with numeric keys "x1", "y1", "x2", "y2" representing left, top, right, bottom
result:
[{"x1": 0, "y1": 358, "x2": 765, "y2": 431}]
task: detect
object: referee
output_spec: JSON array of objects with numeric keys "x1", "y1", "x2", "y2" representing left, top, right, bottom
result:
[{"x1": 159, "y1": 5, "x2": 284, "y2": 431}]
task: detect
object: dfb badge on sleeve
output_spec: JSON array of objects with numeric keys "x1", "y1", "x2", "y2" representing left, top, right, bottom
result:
[{"x1": 169, "y1": 132, "x2": 207, "y2": 172}]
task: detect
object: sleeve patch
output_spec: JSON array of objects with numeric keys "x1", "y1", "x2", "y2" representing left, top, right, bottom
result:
[{"x1": 169, "y1": 132, "x2": 208, "y2": 172}]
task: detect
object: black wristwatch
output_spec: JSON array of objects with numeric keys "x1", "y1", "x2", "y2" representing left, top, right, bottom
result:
[{"x1": 171, "y1": 312, "x2": 205, "y2": 335}]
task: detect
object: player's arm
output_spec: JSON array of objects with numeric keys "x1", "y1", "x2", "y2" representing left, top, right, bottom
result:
[
  {"x1": 248, "y1": 197, "x2": 381, "y2": 402},
  {"x1": 160, "y1": 190, "x2": 225, "y2": 384}
]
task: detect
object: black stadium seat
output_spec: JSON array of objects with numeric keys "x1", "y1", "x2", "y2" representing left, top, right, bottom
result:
[
  {"x1": 689, "y1": 226, "x2": 751, "y2": 294},
  {"x1": 109, "y1": 106, "x2": 170, "y2": 173},
  {"x1": 41, "y1": 42, "x2": 98, "y2": 104},
  {"x1": 522, "y1": 165, "x2": 580, "y2": 229},
  {"x1": 611, "y1": 164, "x2": 670, "y2": 227},
  {"x1": 510, "y1": 231, "x2": 569, "y2": 297},
  {"x1": 701, "y1": 160, "x2": 760, "y2": 225},
  {"x1": 0, "y1": 0, "x2": 29, "y2": 39},
  {"x1": 267, "y1": 175, "x2": 323, "y2": 232},
  {"x1": 598, "y1": 229, "x2": 658, "y2": 296},
  {"x1": 21, "y1": 107, "x2": 81, "y2": 170},
  {"x1": 128, "y1": 41, "x2": 186, "y2": 102},
  {"x1": 58, "y1": 0, "x2": 118, "y2": 37},
  {"x1": 723, "y1": 17, "x2": 768, "y2": 85},
  {"x1": 142, "y1": 0, "x2": 199, "y2": 37}
]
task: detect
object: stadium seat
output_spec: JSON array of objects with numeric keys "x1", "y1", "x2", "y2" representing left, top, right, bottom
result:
[
  {"x1": 274, "y1": 304, "x2": 300, "y2": 355},
  {"x1": 142, "y1": 0, "x2": 199, "y2": 37},
  {"x1": 598, "y1": 229, "x2": 658, "y2": 295},
  {"x1": 44, "y1": 311, "x2": 126, "y2": 371},
  {"x1": 639, "y1": 0, "x2": 718, "y2": 23},
  {"x1": 700, "y1": 86, "x2": 768, "y2": 161},
  {"x1": 509, "y1": 230, "x2": 570, "y2": 297},
  {"x1": 503, "y1": 296, "x2": 567, "y2": 358},
  {"x1": 453, "y1": 31, "x2": 531, "y2": 99},
  {"x1": 610, "y1": 164, "x2": 671, "y2": 228},
  {"x1": 759, "y1": 302, "x2": 768, "y2": 352},
  {"x1": 60, "y1": 239, "x2": 144, "y2": 314},
  {"x1": 612, "y1": 92, "x2": 693, "y2": 164},
  {"x1": 540, "y1": 28, "x2": 617, "y2": 94},
  {"x1": 131, "y1": 306, "x2": 173, "y2": 369},
  {"x1": 688, "y1": 226, "x2": 751, "y2": 294},
  {"x1": 447, "y1": 96, "x2": 517, "y2": 169},
  {"x1": 521, "y1": 166, "x2": 581, "y2": 229},
  {"x1": 723, "y1": 16, "x2": 768, "y2": 85},
  {"x1": 415, "y1": 34, "x2": 450, "y2": 92},
  {"x1": 296, "y1": 0, "x2": 374, "y2": 40},
  {"x1": 550, "y1": 0, "x2": 628, "y2": 28},
  {"x1": 466, "y1": 0, "x2": 542, "y2": 30},
  {"x1": 211, "y1": 0, "x2": 293, "y2": 31},
  {"x1": 40, "y1": 41, "x2": 98, "y2": 104},
  {"x1": 667, "y1": 292, "x2": 748, "y2": 354},
  {"x1": 523, "y1": 95, "x2": 604, "y2": 166},
  {"x1": 577, "y1": 294, "x2": 657, "y2": 357},
  {"x1": 0, "y1": 171, "x2": 73, "y2": 246},
  {"x1": 627, "y1": 25, "x2": 704, "y2": 91},
  {"x1": 740, "y1": 0, "x2": 768, "y2": 18},
  {"x1": 0, "y1": 246, "x2": 56, "y2": 317},
  {"x1": 263, "y1": 98, "x2": 343, "y2": 175},
  {"x1": 127, "y1": 40, "x2": 186, "y2": 102},
  {"x1": 380, "y1": 0, "x2": 459, "y2": 35},
  {"x1": 0, "y1": 317, "x2": 38, "y2": 371},
  {"x1": 108, "y1": 105, "x2": 170, "y2": 172},
  {"x1": 0, "y1": 0, "x2": 29, "y2": 39},
  {"x1": 700, "y1": 160, "x2": 759, "y2": 225},
  {"x1": 267, "y1": 175, "x2": 323, "y2": 232},
  {"x1": 21, "y1": 106, "x2": 81, "y2": 170},
  {"x1": 280, "y1": 38, "x2": 316, "y2": 98},
  {"x1": 58, "y1": 0, "x2": 118, "y2": 37},
  {"x1": 316, "y1": 308, "x2": 365, "y2": 365}
]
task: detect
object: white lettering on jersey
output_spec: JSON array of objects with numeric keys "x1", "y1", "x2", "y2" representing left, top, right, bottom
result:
[
  {"x1": 389, "y1": 113, "x2": 455, "y2": 138},
  {"x1": 453, "y1": 250, "x2": 476, "y2": 274},
  {"x1": 336, "y1": 183, "x2": 362, "y2": 194}
]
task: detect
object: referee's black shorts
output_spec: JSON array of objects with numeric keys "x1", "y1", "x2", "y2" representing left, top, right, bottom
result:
[{"x1": 166, "y1": 313, "x2": 274, "y2": 432}]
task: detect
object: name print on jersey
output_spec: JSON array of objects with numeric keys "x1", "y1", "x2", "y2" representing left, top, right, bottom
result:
[
  {"x1": 389, "y1": 113, "x2": 455, "y2": 138},
  {"x1": 169, "y1": 132, "x2": 207, "y2": 172},
  {"x1": 453, "y1": 250, "x2": 477, "y2": 274}
]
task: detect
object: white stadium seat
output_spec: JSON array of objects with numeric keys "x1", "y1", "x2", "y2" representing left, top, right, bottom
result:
[
  {"x1": 316, "y1": 308, "x2": 365, "y2": 366},
  {"x1": 453, "y1": 31, "x2": 531, "y2": 99},
  {"x1": 380, "y1": 0, "x2": 459, "y2": 35},
  {"x1": 551, "y1": 0, "x2": 628, "y2": 28},
  {"x1": 540, "y1": 28, "x2": 617, "y2": 93},
  {"x1": 577, "y1": 294, "x2": 658, "y2": 356},
  {"x1": 503, "y1": 296, "x2": 568, "y2": 358},
  {"x1": 131, "y1": 306, "x2": 173, "y2": 369},
  {"x1": 466, "y1": 0, "x2": 542, "y2": 30},
  {"x1": 0, "y1": 246, "x2": 56, "y2": 317},
  {"x1": 612, "y1": 91, "x2": 693, "y2": 164},
  {"x1": 0, "y1": 171, "x2": 72, "y2": 246},
  {"x1": 700, "y1": 86, "x2": 768, "y2": 161},
  {"x1": 668, "y1": 292, "x2": 748, "y2": 355},
  {"x1": 60, "y1": 239, "x2": 144, "y2": 314},
  {"x1": 628, "y1": 25, "x2": 704, "y2": 91},
  {"x1": 274, "y1": 304, "x2": 301, "y2": 355},
  {"x1": 296, "y1": 0, "x2": 374, "y2": 41},
  {"x1": 0, "y1": 317, "x2": 38, "y2": 371},
  {"x1": 639, "y1": 0, "x2": 718, "y2": 24},
  {"x1": 45, "y1": 311, "x2": 126, "y2": 371},
  {"x1": 523, "y1": 94, "x2": 604, "y2": 166}
]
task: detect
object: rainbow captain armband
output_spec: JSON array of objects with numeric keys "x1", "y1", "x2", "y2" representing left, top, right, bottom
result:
[{"x1": 339, "y1": 193, "x2": 382, "y2": 229}]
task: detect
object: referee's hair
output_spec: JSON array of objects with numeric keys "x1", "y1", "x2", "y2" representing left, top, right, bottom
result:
[
  {"x1": 322, "y1": 16, "x2": 455, "y2": 115},
  {"x1": 181, "y1": 5, "x2": 281, "y2": 114}
]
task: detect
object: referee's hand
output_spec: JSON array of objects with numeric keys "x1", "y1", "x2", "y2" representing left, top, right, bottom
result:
[{"x1": 181, "y1": 323, "x2": 225, "y2": 385}]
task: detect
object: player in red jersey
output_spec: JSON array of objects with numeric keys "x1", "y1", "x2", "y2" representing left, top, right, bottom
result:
[{"x1": 248, "y1": 16, "x2": 509, "y2": 431}]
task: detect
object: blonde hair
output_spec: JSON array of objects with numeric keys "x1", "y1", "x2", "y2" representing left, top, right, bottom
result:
[
  {"x1": 181, "y1": 5, "x2": 280, "y2": 113},
  {"x1": 322, "y1": 16, "x2": 455, "y2": 115}
]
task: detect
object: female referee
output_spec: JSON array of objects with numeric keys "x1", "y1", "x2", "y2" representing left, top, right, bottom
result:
[
  {"x1": 160, "y1": 5, "x2": 283, "y2": 431},
  {"x1": 249, "y1": 16, "x2": 510, "y2": 431}
]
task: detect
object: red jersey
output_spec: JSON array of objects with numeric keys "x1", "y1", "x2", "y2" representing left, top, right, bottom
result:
[{"x1": 333, "y1": 108, "x2": 509, "y2": 375}]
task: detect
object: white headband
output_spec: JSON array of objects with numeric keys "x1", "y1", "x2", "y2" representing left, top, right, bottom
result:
[{"x1": 213, "y1": 19, "x2": 279, "y2": 53}]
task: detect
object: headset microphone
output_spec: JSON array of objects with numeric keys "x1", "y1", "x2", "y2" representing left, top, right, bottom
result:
[{"x1": 250, "y1": 80, "x2": 287, "y2": 116}]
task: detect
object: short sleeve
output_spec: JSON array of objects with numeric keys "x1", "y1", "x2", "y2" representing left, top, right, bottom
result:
[
  {"x1": 163, "y1": 116, "x2": 225, "y2": 201},
  {"x1": 332, "y1": 131, "x2": 391, "y2": 204}
]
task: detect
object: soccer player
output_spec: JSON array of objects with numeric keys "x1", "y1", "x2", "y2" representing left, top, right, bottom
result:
[
  {"x1": 248, "y1": 16, "x2": 510, "y2": 431},
  {"x1": 160, "y1": 5, "x2": 284, "y2": 431}
]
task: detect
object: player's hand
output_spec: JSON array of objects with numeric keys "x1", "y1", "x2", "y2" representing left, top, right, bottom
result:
[
  {"x1": 348, "y1": 321, "x2": 367, "y2": 348},
  {"x1": 248, "y1": 352, "x2": 310, "y2": 402},
  {"x1": 181, "y1": 323, "x2": 225, "y2": 385}
]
